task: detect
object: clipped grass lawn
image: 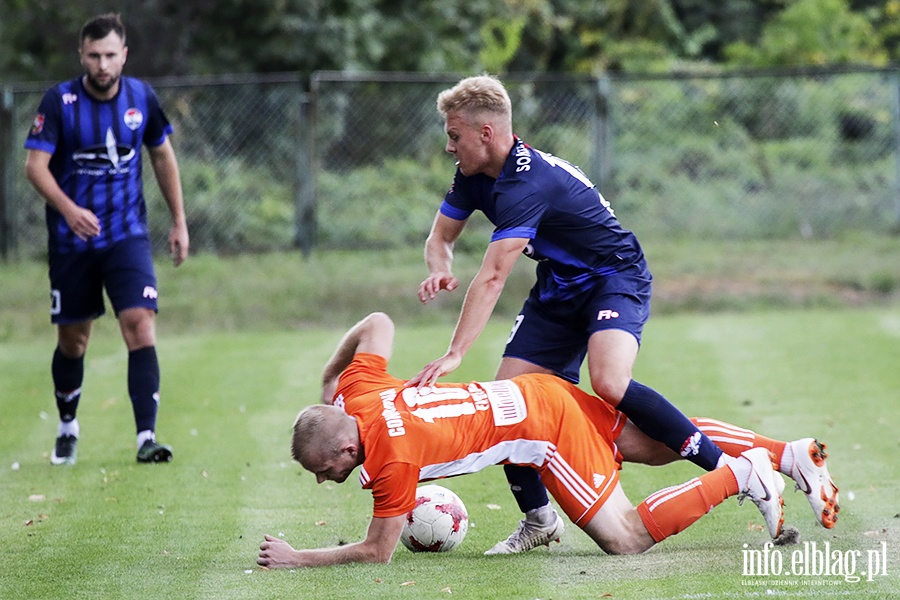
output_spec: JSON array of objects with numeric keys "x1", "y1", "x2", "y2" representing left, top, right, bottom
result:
[{"x1": 2, "y1": 308, "x2": 899, "y2": 599}]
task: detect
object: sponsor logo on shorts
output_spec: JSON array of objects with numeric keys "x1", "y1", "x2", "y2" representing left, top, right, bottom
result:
[
  {"x1": 593, "y1": 473, "x2": 606, "y2": 488},
  {"x1": 142, "y1": 286, "x2": 158, "y2": 299},
  {"x1": 596, "y1": 309, "x2": 620, "y2": 321}
]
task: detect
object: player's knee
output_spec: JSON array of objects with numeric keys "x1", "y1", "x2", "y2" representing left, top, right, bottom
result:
[
  {"x1": 595, "y1": 518, "x2": 655, "y2": 555},
  {"x1": 600, "y1": 536, "x2": 651, "y2": 555},
  {"x1": 590, "y1": 376, "x2": 629, "y2": 405},
  {"x1": 57, "y1": 326, "x2": 90, "y2": 357},
  {"x1": 118, "y1": 308, "x2": 156, "y2": 345}
]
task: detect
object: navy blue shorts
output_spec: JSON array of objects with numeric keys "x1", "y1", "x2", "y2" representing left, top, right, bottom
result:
[
  {"x1": 49, "y1": 236, "x2": 158, "y2": 324},
  {"x1": 503, "y1": 271, "x2": 652, "y2": 384}
]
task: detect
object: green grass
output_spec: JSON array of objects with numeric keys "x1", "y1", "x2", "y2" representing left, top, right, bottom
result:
[
  {"x1": 2, "y1": 306, "x2": 899, "y2": 599},
  {"x1": 2, "y1": 236, "x2": 898, "y2": 342}
]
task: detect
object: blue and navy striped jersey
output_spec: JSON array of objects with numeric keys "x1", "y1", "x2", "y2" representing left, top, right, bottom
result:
[
  {"x1": 441, "y1": 137, "x2": 650, "y2": 302},
  {"x1": 25, "y1": 76, "x2": 173, "y2": 253}
]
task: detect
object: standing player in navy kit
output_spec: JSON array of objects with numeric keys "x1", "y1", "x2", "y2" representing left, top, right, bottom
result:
[
  {"x1": 24, "y1": 13, "x2": 189, "y2": 465},
  {"x1": 409, "y1": 75, "x2": 731, "y2": 553}
]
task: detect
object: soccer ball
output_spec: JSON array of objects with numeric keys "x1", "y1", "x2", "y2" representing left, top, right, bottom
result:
[{"x1": 400, "y1": 484, "x2": 468, "y2": 552}]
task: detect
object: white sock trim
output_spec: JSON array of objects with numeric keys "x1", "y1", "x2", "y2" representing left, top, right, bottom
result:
[
  {"x1": 58, "y1": 419, "x2": 79, "y2": 438},
  {"x1": 525, "y1": 504, "x2": 555, "y2": 525},
  {"x1": 780, "y1": 443, "x2": 795, "y2": 475},
  {"x1": 136, "y1": 429, "x2": 156, "y2": 448},
  {"x1": 728, "y1": 456, "x2": 752, "y2": 491}
]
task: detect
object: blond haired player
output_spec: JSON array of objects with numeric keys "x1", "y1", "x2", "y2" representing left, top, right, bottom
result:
[{"x1": 258, "y1": 313, "x2": 838, "y2": 568}]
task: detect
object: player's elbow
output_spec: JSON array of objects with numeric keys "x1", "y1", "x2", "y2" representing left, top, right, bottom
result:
[
  {"x1": 360, "y1": 543, "x2": 395, "y2": 564},
  {"x1": 475, "y1": 270, "x2": 509, "y2": 297},
  {"x1": 24, "y1": 155, "x2": 43, "y2": 185}
]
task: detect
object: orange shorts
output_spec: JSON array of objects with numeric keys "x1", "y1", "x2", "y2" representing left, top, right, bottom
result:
[{"x1": 513, "y1": 375, "x2": 626, "y2": 526}]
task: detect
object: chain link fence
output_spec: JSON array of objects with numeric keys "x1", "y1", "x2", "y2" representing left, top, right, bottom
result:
[
  {"x1": 0, "y1": 73, "x2": 311, "y2": 260},
  {"x1": 2, "y1": 68, "x2": 899, "y2": 261}
]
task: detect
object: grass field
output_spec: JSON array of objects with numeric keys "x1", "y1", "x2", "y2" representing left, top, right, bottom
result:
[{"x1": 1, "y1": 246, "x2": 899, "y2": 599}]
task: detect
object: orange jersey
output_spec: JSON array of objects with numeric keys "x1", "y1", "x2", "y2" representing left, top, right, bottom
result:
[{"x1": 334, "y1": 353, "x2": 626, "y2": 525}]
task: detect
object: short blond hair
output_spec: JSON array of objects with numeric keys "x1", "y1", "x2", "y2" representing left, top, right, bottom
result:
[
  {"x1": 291, "y1": 404, "x2": 342, "y2": 467},
  {"x1": 437, "y1": 75, "x2": 512, "y2": 123}
]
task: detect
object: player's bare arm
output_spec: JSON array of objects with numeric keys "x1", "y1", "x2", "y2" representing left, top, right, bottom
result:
[
  {"x1": 148, "y1": 139, "x2": 189, "y2": 266},
  {"x1": 257, "y1": 515, "x2": 405, "y2": 568},
  {"x1": 418, "y1": 212, "x2": 467, "y2": 303},
  {"x1": 24, "y1": 149, "x2": 101, "y2": 240},
  {"x1": 321, "y1": 312, "x2": 395, "y2": 404},
  {"x1": 408, "y1": 236, "x2": 527, "y2": 388}
]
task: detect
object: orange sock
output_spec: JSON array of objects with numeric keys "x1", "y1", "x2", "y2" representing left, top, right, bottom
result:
[
  {"x1": 637, "y1": 466, "x2": 740, "y2": 543},
  {"x1": 692, "y1": 417, "x2": 787, "y2": 468}
]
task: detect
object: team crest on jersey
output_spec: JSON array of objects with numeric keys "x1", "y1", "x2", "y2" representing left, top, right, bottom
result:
[
  {"x1": 31, "y1": 113, "x2": 45, "y2": 135},
  {"x1": 124, "y1": 108, "x2": 143, "y2": 130}
]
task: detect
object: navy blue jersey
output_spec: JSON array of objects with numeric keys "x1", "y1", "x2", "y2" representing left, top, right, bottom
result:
[
  {"x1": 25, "y1": 76, "x2": 173, "y2": 253},
  {"x1": 441, "y1": 137, "x2": 650, "y2": 302}
]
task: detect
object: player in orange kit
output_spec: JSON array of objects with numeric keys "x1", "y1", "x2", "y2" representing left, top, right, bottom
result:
[{"x1": 257, "y1": 313, "x2": 837, "y2": 569}]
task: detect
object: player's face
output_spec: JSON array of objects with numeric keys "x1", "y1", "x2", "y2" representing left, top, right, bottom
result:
[
  {"x1": 307, "y1": 449, "x2": 357, "y2": 484},
  {"x1": 444, "y1": 110, "x2": 491, "y2": 176},
  {"x1": 80, "y1": 32, "x2": 128, "y2": 98}
]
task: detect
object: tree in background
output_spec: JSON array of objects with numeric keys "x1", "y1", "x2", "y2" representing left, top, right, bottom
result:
[
  {"x1": 725, "y1": 0, "x2": 888, "y2": 67},
  {"x1": 0, "y1": 0, "x2": 896, "y2": 83}
]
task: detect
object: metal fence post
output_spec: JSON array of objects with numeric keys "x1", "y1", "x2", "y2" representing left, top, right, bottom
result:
[
  {"x1": 0, "y1": 86, "x2": 13, "y2": 261},
  {"x1": 593, "y1": 74, "x2": 612, "y2": 194},
  {"x1": 294, "y1": 92, "x2": 316, "y2": 255},
  {"x1": 892, "y1": 72, "x2": 900, "y2": 229}
]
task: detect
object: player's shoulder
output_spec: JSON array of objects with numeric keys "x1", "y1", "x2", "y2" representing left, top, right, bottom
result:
[
  {"x1": 451, "y1": 170, "x2": 494, "y2": 195},
  {"x1": 120, "y1": 76, "x2": 157, "y2": 95},
  {"x1": 42, "y1": 78, "x2": 80, "y2": 100}
]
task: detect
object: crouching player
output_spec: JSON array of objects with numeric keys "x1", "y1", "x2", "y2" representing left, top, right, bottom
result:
[{"x1": 257, "y1": 313, "x2": 837, "y2": 568}]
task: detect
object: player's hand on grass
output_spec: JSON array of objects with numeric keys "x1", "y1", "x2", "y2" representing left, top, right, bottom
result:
[
  {"x1": 417, "y1": 271, "x2": 459, "y2": 303},
  {"x1": 257, "y1": 534, "x2": 299, "y2": 569},
  {"x1": 406, "y1": 351, "x2": 462, "y2": 389}
]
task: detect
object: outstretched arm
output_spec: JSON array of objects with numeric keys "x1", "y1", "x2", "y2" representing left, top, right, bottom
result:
[
  {"x1": 321, "y1": 312, "x2": 395, "y2": 404},
  {"x1": 148, "y1": 139, "x2": 189, "y2": 267},
  {"x1": 408, "y1": 236, "x2": 527, "y2": 388},
  {"x1": 257, "y1": 514, "x2": 405, "y2": 568},
  {"x1": 418, "y1": 212, "x2": 467, "y2": 303}
]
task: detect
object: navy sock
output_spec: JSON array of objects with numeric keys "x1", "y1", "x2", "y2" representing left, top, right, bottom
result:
[
  {"x1": 52, "y1": 347, "x2": 83, "y2": 423},
  {"x1": 617, "y1": 380, "x2": 723, "y2": 471},
  {"x1": 128, "y1": 346, "x2": 160, "y2": 434},
  {"x1": 503, "y1": 464, "x2": 550, "y2": 513}
]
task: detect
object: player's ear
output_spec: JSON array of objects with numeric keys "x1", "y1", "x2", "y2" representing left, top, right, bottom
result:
[
  {"x1": 343, "y1": 444, "x2": 357, "y2": 464},
  {"x1": 122, "y1": 46, "x2": 128, "y2": 64},
  {"x1": 481, "y1": 123, "x2": 492, "y2": 142}
]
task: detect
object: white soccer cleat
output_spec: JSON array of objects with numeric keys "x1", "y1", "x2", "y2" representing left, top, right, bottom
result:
[
  {"x1": 738, "y1": 447, "x2": 785, "y2": 538},
  {"x1": 484, "y1": 511, "x2": 565, "y2": 555},
  {"x1": 787, "y1": 438, "x2": 839, "y2": 529}
]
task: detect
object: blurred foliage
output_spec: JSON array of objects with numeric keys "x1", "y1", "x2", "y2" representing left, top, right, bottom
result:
[
  {"x1": 724, "y1": 0, "x2": 888, "y2": 67},
  {"x1": 2, "y1": 0, "x2": 899, "y2": 84}
]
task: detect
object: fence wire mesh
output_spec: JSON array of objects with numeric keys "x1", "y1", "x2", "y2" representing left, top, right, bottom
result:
[{"x1": 2, "y1": 69, "x2": 899, "y2": 261}]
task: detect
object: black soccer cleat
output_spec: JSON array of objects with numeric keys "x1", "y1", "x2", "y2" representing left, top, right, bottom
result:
[
  {"x1": 137, "y1": 439, "x2": 173, "y2": 463},
  {"x1": 50, "y1": 434, "x2": 78, "y2": 466}
]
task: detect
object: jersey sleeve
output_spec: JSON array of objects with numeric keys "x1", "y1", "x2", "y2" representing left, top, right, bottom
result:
[
  {"x1": 24, "y1": 88, "x2": 62, "y2": 154},
  {"x1": 335, "y1": 353, "x2": 402, "y2": 402},
  {"x1": 142, "y1": 82, "x2": 174, "y2": 148},
  {"x1": 439, "y1": 170, "x2": 475, "y2": 221},
  {"x1": 367, "y1": 462, "x2": 420, "y2": 518},
  {"x1": 490, "y1": 182, "x2": 544, "y2": 242}
]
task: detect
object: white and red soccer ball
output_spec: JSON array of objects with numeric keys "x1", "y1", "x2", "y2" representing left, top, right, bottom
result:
[{"x1": 400, "y1": 484, "x2": 468, "y2": 552}]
